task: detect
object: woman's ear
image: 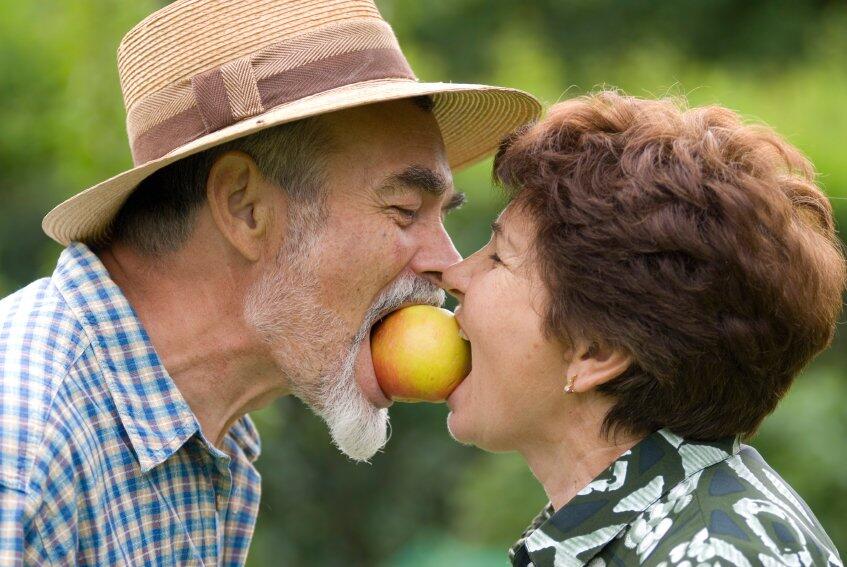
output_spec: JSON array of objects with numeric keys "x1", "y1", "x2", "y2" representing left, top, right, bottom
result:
[{"x1": 565, "y1": 339, "x2": 633, "y2": 393}]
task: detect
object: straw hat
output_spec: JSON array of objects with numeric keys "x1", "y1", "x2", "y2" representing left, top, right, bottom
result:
[{"x1": 41, "y1": 0, "x2": 541, "y2": 246}]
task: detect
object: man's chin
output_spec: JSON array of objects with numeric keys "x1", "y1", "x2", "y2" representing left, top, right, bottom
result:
[
  {"x1": 315, "y1": 339, "x2": 392, "y2": 462},
  {"x1": 326, "y1": 405, "x2": 390, "y2": 462}
]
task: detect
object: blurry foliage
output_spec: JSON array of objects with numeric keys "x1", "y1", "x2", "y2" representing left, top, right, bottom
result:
[
  {"x1": 383, "y1": 0, "x2": 847, "y2": 88},
  {"x1": 0, "y1": 1, "x2": 844, "y2": 565}
]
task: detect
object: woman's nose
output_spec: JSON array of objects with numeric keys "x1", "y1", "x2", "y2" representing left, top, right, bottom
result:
[{"x1": 441, "y1": 257, "x2": 469, "y2": 302}]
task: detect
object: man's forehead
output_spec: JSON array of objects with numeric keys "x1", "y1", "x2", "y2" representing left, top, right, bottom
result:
[
  {"x1": 325, "y1": 99, "x2": 444, "y2": 142},
  {"x1": 320, "y1": 100, "x2": 454, "y2": 202}
]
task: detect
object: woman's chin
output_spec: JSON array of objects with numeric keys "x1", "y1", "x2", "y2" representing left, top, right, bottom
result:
[
  {"x1": 447, "y1": 409, "x2": 518, "y2": 453},
  {"x1": 446, "y1": 410, "x2": 477, "y2": 446}
]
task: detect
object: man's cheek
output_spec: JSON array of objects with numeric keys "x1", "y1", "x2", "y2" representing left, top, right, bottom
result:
[
  {"x1": 360, "y1": 230, "x2": 409, "y2": 286},
  {"x1": 317, "y1": 249, "x2": 384, "y2": 320}
]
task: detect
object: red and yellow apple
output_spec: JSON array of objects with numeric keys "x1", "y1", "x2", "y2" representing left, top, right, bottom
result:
[{"x1": 371, "y1": 305, "x2": 471, "y2": 402}]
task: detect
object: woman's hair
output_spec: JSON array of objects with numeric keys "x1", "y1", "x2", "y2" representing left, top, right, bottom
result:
[{"x1": 494, "y1": 90, "x2": 847, "y2": 441}]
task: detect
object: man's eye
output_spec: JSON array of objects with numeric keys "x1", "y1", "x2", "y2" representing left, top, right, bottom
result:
[
  {"x1": 391, "y1": 206, "x2": 418, "y2": 221},
  {"x1": 489, "y1": 253, "x2": 502, "y2": 264}
]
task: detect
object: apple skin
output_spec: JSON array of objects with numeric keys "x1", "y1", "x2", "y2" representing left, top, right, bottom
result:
[{"x1": 371, "y1": 305, "x2": 471, "y2": 403}]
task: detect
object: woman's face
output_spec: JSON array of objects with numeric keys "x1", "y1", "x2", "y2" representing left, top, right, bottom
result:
[{"x1": 442, "y1": 204, "x2": 571, "y2": 452}]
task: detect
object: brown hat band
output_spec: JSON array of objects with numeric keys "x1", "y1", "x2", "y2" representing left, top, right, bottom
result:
[{"x1": 126, "y1": 20, "x2": 415, "y2": 166}]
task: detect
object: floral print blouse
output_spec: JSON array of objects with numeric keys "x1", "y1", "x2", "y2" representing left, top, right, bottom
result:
[{"x1": 509, "y1": 429, "x2": 841, "y2": 566}]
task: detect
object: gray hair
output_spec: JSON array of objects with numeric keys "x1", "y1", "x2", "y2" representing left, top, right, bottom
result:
[{"x1": 106, "y1": 117, "x2": 331, "y2": 256}]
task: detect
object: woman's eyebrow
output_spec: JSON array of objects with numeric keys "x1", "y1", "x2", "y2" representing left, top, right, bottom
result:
[{"x1": 490, "y1": 220, "x2": 516, "y2": 249}]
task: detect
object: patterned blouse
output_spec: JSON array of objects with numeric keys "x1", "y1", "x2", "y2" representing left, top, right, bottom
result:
[{"x1": 509, "y1": 429, "x2": 842, "y2": 567}]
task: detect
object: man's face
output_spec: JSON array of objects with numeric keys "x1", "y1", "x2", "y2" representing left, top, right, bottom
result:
[{"x1": 245, "y1": 99, "x2": 463, "y2": 461}]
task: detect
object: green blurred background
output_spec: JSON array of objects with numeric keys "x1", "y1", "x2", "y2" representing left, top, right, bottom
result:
[{"x1": 1, "y1": 1, "x2": 845, "y2": 564}]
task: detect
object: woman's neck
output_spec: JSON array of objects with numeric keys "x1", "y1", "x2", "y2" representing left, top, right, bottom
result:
[{"x1": 518, "y1": 399, "x2": 643, "y2": 511}]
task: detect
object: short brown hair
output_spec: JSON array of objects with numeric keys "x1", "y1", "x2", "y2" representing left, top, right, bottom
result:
[{"x1": 494, "y1": 90, "x2": 847, "y2": 441}]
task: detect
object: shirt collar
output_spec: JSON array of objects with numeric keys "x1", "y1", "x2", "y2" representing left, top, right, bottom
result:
[
  {"x1": 229, "y1": 414, "x2": 262, "y2": 463},
  {"x1": 522, "y1": 429, "x2": 740, "y2": 566},
  {"x1": 53, "y1": 242, "x2": 200, "y2": 472}
]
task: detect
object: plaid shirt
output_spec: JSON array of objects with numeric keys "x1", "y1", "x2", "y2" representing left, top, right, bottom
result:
[{"x1": 0, "y1": 242, "x2": 262, "y2": 566}]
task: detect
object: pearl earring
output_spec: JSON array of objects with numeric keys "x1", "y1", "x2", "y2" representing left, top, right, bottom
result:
[{"x1": 564, "y1": 375, "x2": 577, "y2": 394}]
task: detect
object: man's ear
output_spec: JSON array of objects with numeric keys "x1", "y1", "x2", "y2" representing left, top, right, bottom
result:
[
  {"x1": 206, "y1": 150, "x2": 285, "y2": 262},
  {"x1": 565, "y1": 339, "x2": 633, "y2": 393}
]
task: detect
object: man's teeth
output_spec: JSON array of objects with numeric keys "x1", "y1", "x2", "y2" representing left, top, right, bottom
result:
[{"x1": 458, "y1": 328, "x2": 469, "y2": 341}]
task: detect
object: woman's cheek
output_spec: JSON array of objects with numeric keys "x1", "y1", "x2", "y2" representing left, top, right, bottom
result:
[{"x1": 465, "y1": 271, "x2": 505, "y2": 330}]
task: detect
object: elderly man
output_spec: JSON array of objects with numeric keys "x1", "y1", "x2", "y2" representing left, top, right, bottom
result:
[{"x1": 0, "y1": 0, "x2": 539, "y2": 564}]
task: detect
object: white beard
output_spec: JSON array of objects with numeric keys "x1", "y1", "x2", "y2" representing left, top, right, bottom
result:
[
  {"x1": 317, "y1": 327, "x2": 390, "y2": 462},
  {"x1": 244, "y1": 231, "x2": 443, "y2": 462}
]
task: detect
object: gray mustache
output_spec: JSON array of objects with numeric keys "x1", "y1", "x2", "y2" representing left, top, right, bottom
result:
[{"x1": 354, "y1": 276, "x2": 445, "y2": 344}]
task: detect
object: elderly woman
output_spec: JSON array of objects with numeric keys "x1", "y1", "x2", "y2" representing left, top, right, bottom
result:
[{"x1": 442, "y1": 91, "x2": 846, "y2": 566}]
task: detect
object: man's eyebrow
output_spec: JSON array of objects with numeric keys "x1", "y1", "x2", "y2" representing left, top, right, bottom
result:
[
  {"x1": 384, "y1": 165, "x2": 448, "y2": 196},
  {"x1": 381, "y1": 165, "x2": 465, "y2": 213},
  {"x1": 443, "y1": 191, "x2": 466, "y2": 213}
]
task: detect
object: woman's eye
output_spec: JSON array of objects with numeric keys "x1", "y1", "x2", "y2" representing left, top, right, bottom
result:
[{"x1": 489, "y1": 253, "x2": 502, "y2": 264}]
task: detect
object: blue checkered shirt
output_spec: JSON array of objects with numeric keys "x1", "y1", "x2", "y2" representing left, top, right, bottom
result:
[{"x1": 0, "y1": 242, "x2": 262, "y2": 565}]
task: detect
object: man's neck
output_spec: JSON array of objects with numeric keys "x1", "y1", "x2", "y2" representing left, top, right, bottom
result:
[{"x1": 97, "y1": 241, "x2": 288, "y2": 448}]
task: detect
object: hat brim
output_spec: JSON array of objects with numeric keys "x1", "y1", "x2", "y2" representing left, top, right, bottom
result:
[{"x1": 42, "y1": 78, "x2": 541, "y2": 246}]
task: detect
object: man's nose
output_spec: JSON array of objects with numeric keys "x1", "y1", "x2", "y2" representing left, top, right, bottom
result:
[{"x1": 411, "y1": 222, "x2": 462, "y2": 288}]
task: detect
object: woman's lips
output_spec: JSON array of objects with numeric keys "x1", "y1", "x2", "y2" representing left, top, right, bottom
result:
[
  {"x1": 446, "y1": 369, "x2": 470, "y2": 409},
  {"x1": 354, "y1": 331, "x2": 393, "y2": 409},
  {"x1": 453, "y1": 305, "x2": 469, "y2": 341}
]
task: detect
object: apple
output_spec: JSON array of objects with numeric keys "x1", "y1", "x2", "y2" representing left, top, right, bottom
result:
[{"x1": 371, "y1": 305, "x2": 471, "y2": 402}]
